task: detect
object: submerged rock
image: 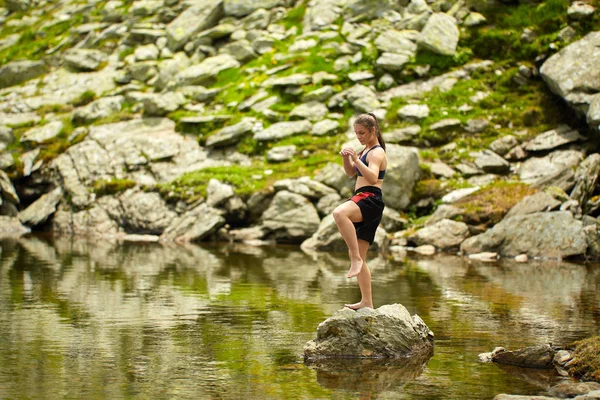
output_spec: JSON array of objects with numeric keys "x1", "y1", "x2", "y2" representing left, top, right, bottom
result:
[{"x1": 304, "y1": 304, "x2": 434, "y2": 360}]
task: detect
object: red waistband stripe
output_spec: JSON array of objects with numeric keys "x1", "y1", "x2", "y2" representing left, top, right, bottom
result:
[{"x1": 351, "y1": 191, "x2": 375, "y2": 203}]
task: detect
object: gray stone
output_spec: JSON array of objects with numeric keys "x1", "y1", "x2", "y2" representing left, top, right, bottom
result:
[
  {"x1": 290, "y1": 101, "x2": 329, "y2": 121},
  {"x1": 570, "y1": 153, "x2": 600, "y2": 216},
  {"x1": 418, "y1": 12, "x2": 459, "y2": 56},
  {"x1": 375, "y1": 52, "x2": 411, "y2": 71},
  {"x1": 206, "y1": 178, "x2": 235, "y2": 207},
  {"x1": 0, "y1": 154, "x2": 14, "y2": 170},
  {"x1": 464, "y1": 118, "x2": 490, "y2": 133},
  {"x1": 0, "y1": 126, "x2": 13, "y2": 150},
  {"x1": 397, "y1": 104, "x2": 429, "y2": 121},
  {"x1": 344, "y1": 84, "x2": 381, "y2": 113},
  {"x1": 300, "y1": 214, "x2": 345, "y2": 252},
  {"x1": 313, "y1": 162, "x2": 355, "y2": 196},
  {"x1": 312, "y1": 119, "x2": 339, "y2": 136},
  {"x1": 260, "y1": 190, "x2": 320, "y2": 243},
  {"x1": 550, "y1": 382, "x2": 600, "y2": 399},
  {"x1": 505, "y1": 192, "x2": 562, "y2": 219},
  {"x1": 289, "y1": 38, "x2": 318, "y2": 53},
  {"x1": 474, "y1": 150, "x2": 510, "y2": 174},
  {"x1": 461, "y1": 211, "x2": 587, "y2": 258},
  {"x1": 176, "y1": 54, "x2": 240, "y2": 86},
  {"x1": 254, "y1": 120, "x2": 312, "y2": 141},
  {"x1": 161, "y1": 202, "x2": 226, "y2": 242},
  {"x1": 0, "y1": 170, "x2": 19, "y2": 205},
  {"x1": 430, "y1": 118, "x2": 461, "y2": 131},
  {"x1": 143, "y1": 92, "x2": 186, "y2": 116},
  {"x1": 464, "y1": 11, "x2": 486, "y2": 26},
  {"x1": 129, "y1": 61, "x2": 157, "y2": 82},
  {"x1": 166, "y1": 0, "x2": 224, "y2": 50},
  {"x1": 409, "y1": 219, "x2": 470, "y2": 250},
  {"x1": 267, "y1": 145, "x2": 296, "y2": 162},
  {"x1": 382, "y1": 145, "x2": 421, "y2": 210},
  {"x1": 130, "y1": 0, "x2": 162, "y2": 16},
  {"x1": 492, "y1": 344, "x2": 555, "y2": 369},
  {"x1": 262, "y1": 73, "x2": 312, "y2": 88},
  {"x1": 0, "y1": 216, "x2": 30, "y2": 238},
  {"x1": 206, "y1": 118, "x2": 257, "y2": 147},
  {"x1": 302, "y1": 86, "x2": 335, "y2": 102},
  {"x1": 20, "y1": 121, "x2": 63, "y2": 144},
  {"x1": 425, "y1": 204, "x2": 462, "y2": 226},
  {"x1": 540, "y1": 32, "x2": 600, "y2": 131},
  {"x1": 220, "y1": 39, "x2": 257, "y2": 63},
  {"x1": 120, "y1": 190, "x2": 176, "y2": 234},
  {"x1": 316, "y1": 193, "x2": 342, "y2": 216},
  {"x1": 524, "y1": 125, "x2": 586, "y2": 152},
  {"x1": 303, "y1": 304, "x2": 434, "y2": 360},
  {"x1": 567, "y1": 2, "x2": 595, "y2": 20},
  {"x1": 588, "y1": 93, "x2": 600, "y2": 128},
  {"x1": 381, "y1": 207, "x2": 407, "y2": 233},
  {"x1": 18, "y1": 187, "x2": 62, "y2": 226},
  {"x1": 441, "y1": 187, "x2": 480, "y2": 203},
  {"x1": 273, "y1": 177, "x2": 337, "y2": 200},
  {"x1": 0, "y1": 60, "x2": 47, "y2": 89},
  {"x1": 20, "y1": 149, "x2": 40, "y2": 177},
  {"x1": 374, "y1": 29, "x2": 418, "y2": 55},
  {"x1": 0, "y1": 112, "x2": 40, "y2": 128},
  {"x1": 224, "y1": 0, "x2": 283, "y2": 17},
  {"x1": 73, "y1": 96, "x2": 124, "y2": 123},
  {"x1": 489, "y1": 135, "x2": 518, "y2": 156},
  {"x1": 383, "y1": 126, "x2": 421, "y2": 144},
  {"x1": 428, "y1": 162, "x2": 456, "y2": 178},
  {"x1": 64, "y1": 49, "x2": 108, "y2": 71},
  {"x1": 348, "y1": 71, "x2": 375, "y2": 82},
  {"x1": 519, "y1": 150, "x2": 583, "y2": 184}
]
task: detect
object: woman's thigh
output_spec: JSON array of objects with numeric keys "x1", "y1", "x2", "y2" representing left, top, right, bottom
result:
[{"x1": 333, "y1": 201, "x2": 364, "y2": 223}]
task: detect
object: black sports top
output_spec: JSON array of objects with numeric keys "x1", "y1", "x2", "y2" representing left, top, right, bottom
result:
[{"x1": 355, "y1": 145, "x2": 386, "y2": 179}]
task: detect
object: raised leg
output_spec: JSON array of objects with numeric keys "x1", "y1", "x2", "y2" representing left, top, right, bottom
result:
[
  {"x1": 345, "y1": 239, "x2": 373, "y2": 310},
  {"x1": 332, "y1": 201, "x2": 364, "y2": 278}
]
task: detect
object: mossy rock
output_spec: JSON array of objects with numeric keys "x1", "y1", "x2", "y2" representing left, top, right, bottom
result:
[{"x1": 568, "y1": 336, "x2": 600, "y2": 383}]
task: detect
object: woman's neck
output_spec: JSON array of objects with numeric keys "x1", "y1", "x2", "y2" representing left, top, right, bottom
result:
[{"x1": 365, "y1": 139, "x2": 379, "y2": 150}]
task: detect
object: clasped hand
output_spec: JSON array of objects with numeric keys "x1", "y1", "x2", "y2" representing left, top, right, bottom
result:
[{"x1": 339, "y1": 147, "x2": 358, "y2": 162}]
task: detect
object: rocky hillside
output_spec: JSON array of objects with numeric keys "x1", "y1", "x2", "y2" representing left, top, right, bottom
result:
[{"x1": 0, "y1": 0, "x2": 599, "y2": 259}]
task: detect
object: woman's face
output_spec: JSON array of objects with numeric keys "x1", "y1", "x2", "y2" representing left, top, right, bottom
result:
[{"x1": 354, "y1": 123, "x2": 373, "y2": 145}]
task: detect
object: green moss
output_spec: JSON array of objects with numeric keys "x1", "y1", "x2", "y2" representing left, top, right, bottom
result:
[
  {"x1": 92, "y1": 178, "x2": 136, "y2": 196},
  {"x1": 412, "y1": 179, "x2": 446, "y2": 202},
  {"x1": 71, "y1": 90, "x2": 97, "y2": 107},
  {"x1": 568, "y1": 336, "x2": 600, "y2": 382},
  {"x1": 453, "y1": 181, "x2": 537, "y2": 225},
  {"x1": 280, "y1": 2, "x2": 307, "y2": 33}
]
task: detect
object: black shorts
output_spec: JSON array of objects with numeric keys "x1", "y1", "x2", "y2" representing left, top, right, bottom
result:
[{"x1": 349, "y1": 186, "x2": 385, "y2": 245}]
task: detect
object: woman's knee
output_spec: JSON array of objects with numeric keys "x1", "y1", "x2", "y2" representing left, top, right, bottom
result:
[{"x1": 332, "y1": 205, "x2": 345, "y2": 221}]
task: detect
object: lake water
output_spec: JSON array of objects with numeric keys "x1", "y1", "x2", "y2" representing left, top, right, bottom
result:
[{"x1": 0, "y1": 236, "x2": 598, "y2": 399}]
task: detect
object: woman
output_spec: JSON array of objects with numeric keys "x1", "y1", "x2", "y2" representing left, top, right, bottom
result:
[{"x1": 332, "y1": 112, "x2": 387, "y2": 310}]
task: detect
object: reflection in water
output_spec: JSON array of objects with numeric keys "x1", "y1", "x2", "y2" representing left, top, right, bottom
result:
[{"x1": 0, "y1": 237, "x2": 599, "y2": 399}]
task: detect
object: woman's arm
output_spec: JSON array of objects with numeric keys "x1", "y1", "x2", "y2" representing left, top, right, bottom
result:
[
  {"x1": 340, "y1": 148, "x2": 358, "y2": 178},
  {"x1": 354, "y1": 148, "x2": 384, "y2": 184}
]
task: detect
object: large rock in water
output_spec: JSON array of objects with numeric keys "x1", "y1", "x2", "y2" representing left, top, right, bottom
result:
[
  {"x1": 304, "y1": 304, "x2": 434, "y2": 360},
  {"x1": 492, "y1": 344, "x2": 555, "y2": 369},
  {"x1": 460, "y1": 211, "x2": 588, "y2": 258}
]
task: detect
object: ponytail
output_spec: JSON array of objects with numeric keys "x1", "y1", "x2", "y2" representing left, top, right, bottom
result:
[{"x1": 355, "y1": 112, "x2": 386, "y2": 151}]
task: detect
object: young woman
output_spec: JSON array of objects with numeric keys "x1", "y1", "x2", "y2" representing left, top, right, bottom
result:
[{"x1": 332, "y1": 112, "x2": 387, "y2": 310}]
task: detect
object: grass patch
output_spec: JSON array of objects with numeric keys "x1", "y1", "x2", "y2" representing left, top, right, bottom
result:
[
  {"x1": 71, "y1": 90, "x2": 97, "y2": 107},
  {"x1": 92, "y1": 178, "x2": 136, "y2": 196},
  {"x1": 280, "y1": 1, "x2": 307, "y2": 33},
  {"x1": 453, "y1": 181, "x2": 537, "y2": 225},
  {"x1": 568, "y1": 336, "x2": 600, "y2": 382}
]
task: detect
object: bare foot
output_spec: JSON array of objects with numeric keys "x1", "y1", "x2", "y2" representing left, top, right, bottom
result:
[
  {"x1": 344, "y1": 301, "x2": 373, "y2": 310},
  {"x1": 347, "y1": 257, "x2": 363, "y2": 278}
]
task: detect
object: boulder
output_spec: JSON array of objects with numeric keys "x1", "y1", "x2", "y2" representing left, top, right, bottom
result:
[
  {"x1": 0, "y1": 216, "x2": 30, "y2": 238},
  {"x1": 301, "y1": 214, "x2": 388, "y2": 252},
  {"x1": 290, "y1": 101, "x2": 329, "y2": 121},
  {"x1": 409, "y1": 219, "x2": 470, "y2": 250},
  {"x1": 504, "y1": 192, "x2": 561, "y2": 219},
  {"x1": 374, "y1": 29, "x2": 418, "y2": 55},
  {"x1": 206, "y1": 118, "x2": 257, "y2": 147},
  {"x1": 175, "y1": 54, "x2": 240, "y2": 86},
  {"x1": 206, "y1": 178, "x2": 235, "y2": 207},
  {"x1": 570, "y1": 153, "x2": 600, "y2": 215},
  {"x1": 73, "y1": 96, "x2": 124, "y2": 123},
  {"x1": 143, "y1": 92, "x2": 186, "y2": 116},
  {"x1": 474, "y1": 150, "x2": 510, "y2": 174},
  {"x1": 18, "y1": 187, "x2": 62, "y2": 226},
  {"x1": 460, "y1": 211, "x2": 587, "y2": 258},
  {"x1": 253, "y1": 120, "x2": 312, "y2": 141},
  {"x1": 0, "y1": 170, "x2": 20, "y2": 205},
  {"x1": 273, "y1": 176, "x2": 337, "y2": 200},
  {"x1": 20, "y1": 121, "x2": 64, "y2": 144},
  {"x1": 267, "y1": 145, "x2": 296, "y2": 162},
  {"x1": 64, "y1": 49, "x2": 108, "y2": 71},
  {"x1": 312, "y1": 119, "x2": 339, "y2": 136},
  {"x1": 166, "y1": 0, "x2": 224, "y2": 50},
  {"x1": 524, "y1": 125, "x2": 586, "y2": 152},
  {"x1": 418, "y1": 12, "x2": 459, "y2": 56},
  {"x1": 313, "y1": 162, "x2": 355, "y2": 196},
  {"x1": 375, "y1": 52, "x2": 411, "y2": 71},
  {"x1": 260, "y1": 190, "x2": 320, "y2": 243},
  {"x1": 120, "y1": 190, "x2": 176, "y2": 234},
  {"x1": 53, "y1": 201, "x2": 122, "y2": 237},
  {"x1": 223, "y1": 0, "x2": 283, "y2": 17},
  {"x1": 304, "y1": 304, "x2": 434, "y2": 360},
  {"x1": 397, "y1": 104, "x2": 429, "y2": 121},
  {"x1": 161, "y1": 202, "x2": 226, "y2": 242},
  {"x1": 540, "y1": 32, "x2": 600, "y2": 131},
  {"x1": 382, "y1": 145, "x2": 421, "y2": 210},
  {"x1": 492, "y1": 344, "x2": 555, "y2": 369},
  {"x1": 0, "y1": 60, "x2": 47, "y2": 89},
  {"x1": 519, "y1": 150, "x2": 583, "y2": 184}
]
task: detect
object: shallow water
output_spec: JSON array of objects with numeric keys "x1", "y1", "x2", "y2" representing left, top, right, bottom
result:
[{"x1": 0, "y1": 236, "x2": 598, "y2": 399}]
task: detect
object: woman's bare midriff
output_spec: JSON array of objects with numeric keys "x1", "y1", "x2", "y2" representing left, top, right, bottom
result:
[{"x1": 355, "y1": 176, "x2": 383, "y2": 191}]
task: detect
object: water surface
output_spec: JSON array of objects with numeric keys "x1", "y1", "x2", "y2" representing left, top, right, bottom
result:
[{"x1": 0, "y1": 236, "x2": 598, "y2": 399}]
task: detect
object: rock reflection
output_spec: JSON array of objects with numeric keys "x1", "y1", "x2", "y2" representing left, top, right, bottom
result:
[
  {"x1": 306, "y1": 353, "x2": 432, "y2": 393},
  {"x1": 495, "y1": 363, "x2": 563, "y2": 391}
]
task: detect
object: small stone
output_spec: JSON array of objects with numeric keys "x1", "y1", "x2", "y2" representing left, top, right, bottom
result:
[
  {"x1": 468, "y1": 252, "x2": 498, "y2": 262},
  {"x1": 413, "y1": 245, "x2": 436, "y2": 255},
  {"x1": 515, "y1": 254, "x2": 528, "y2": 262}
]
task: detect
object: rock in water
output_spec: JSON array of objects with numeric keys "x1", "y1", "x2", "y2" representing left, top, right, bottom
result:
[{"x1": 304, "y1": 304, "x2": 434, "y2": 360}]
